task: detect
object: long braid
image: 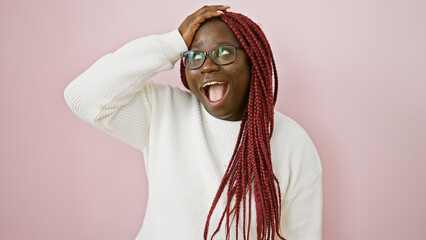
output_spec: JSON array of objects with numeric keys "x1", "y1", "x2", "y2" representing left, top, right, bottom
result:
[{"x1": 180, "y1": 11, "x2": 285, "y2": 240}]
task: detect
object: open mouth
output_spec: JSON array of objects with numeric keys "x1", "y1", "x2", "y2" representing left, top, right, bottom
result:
[{"x1": 201, "y1": 81, "x2": 230, "y2": 104}]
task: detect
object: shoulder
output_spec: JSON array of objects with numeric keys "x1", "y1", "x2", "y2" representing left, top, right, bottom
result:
[
  {"x1": 271, "y1": 110, "x2": 322, "y2": 194},
  {"x1": 272, "y1": 110, "x2": 320, "y2": 162},
  {"x1": 149, "y1": 82, "x2": 200, "y2": 116},
  {"x1": 272, "y1": 110, "x2": 314, "y2": 144}
]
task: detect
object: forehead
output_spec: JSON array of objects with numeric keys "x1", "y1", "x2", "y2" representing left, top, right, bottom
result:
[{"x1": 190, "y1": 19, "x2": 239, "y2": 49}]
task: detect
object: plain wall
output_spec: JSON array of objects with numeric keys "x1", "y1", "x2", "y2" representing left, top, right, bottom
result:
[{"x1": 1, "y1": 0, "x2": 425, "y2": 239}]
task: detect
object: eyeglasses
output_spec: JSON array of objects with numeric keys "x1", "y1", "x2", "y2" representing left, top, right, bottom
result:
[{"x1": 180, "y1": 44, "x2": 241, "y2": 70}]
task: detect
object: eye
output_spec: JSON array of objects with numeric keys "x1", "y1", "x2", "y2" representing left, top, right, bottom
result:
[
  {"x1": 186, "y1": 51, "x2": 204, "y2": 64},
  {"x1": 193, "y1": 53, "x2": 204, "y2": 61},
  {"x1": 217, "y1": 47, "x2": 231, "y2": 56}
]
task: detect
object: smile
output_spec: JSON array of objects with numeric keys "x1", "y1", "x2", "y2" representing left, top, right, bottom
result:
[{"x1": 201, "y1": 81, "x2": 230, "y2": 105}]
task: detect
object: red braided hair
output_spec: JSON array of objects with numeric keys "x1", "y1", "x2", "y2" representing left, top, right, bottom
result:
[{"x1": 180, "y1": 11, "x2": 285, "y2": 240}]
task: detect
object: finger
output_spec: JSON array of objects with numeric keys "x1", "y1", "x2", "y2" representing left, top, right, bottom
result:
[
  {"x1": 191, "y1": 5, "x2": 230, "y2": 25},
  {"x1": 193, "y1": 8, "x2": 225, "y2": 25},
  {"x1": 201, "y1": 10, "x2": 223, "y2": 20},
  {"x1": 196, "y1": 5, "x2": 230, "y2": 15}
]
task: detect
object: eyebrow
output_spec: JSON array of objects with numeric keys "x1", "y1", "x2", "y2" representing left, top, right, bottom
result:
[{"x1": 191, "y1": 41, "x2": 236, "y2": 49}]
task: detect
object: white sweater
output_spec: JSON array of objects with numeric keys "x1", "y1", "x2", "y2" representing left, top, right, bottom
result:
[{"x1": 64, "y1": 29, "x2": 323, "y2": 240}]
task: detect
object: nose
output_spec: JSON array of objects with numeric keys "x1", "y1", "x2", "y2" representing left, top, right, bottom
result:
[{"x1": 200, "y1": 54, "x2": 220, "y2": 73}]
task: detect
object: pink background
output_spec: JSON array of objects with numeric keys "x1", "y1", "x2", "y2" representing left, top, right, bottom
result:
[{"x1": 1, "y1": 0, "x2": 425, "y2": 239}]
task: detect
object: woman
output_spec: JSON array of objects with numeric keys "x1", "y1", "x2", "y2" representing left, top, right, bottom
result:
[{"x1": 64, "y1": 5, "x2": 323, "y2": 240}]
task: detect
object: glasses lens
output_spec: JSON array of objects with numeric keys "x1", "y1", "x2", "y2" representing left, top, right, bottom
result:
[
  {"x1": 183, "y1": 50, "x2": 204, "y2": 69},
  {"x1": 213, "y1": 46, "x2": 236, "y2": 65}
]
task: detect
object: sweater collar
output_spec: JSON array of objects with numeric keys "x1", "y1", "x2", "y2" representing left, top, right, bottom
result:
[{"x1": 200, "y1": 103, "x2": 242, "y2": 134}]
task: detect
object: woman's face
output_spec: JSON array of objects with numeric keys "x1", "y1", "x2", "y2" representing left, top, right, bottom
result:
[{"x1": 185, "y1": 19, "x2": 250, "y2": 121}]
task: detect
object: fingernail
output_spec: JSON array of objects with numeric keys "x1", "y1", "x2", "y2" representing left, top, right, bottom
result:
[
  {"x1": 223, "y1": 5, "x2": 230, "y2": 8},
  {"x1": 217, "y1": 10, "x2": 224, "y2": 14}
]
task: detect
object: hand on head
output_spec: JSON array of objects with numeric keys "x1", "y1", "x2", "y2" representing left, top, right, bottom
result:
[{"x1": 178, "y1": 5, "x2": 230, "y2": 48}]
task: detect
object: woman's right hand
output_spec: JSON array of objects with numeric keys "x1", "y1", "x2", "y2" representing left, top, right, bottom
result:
[{"x1": 178, "y1": 5, "x2": 230, "y2": 48}]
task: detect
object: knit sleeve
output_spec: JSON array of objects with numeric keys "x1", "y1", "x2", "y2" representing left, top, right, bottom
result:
[
  {"x1": 279, "y1": 124, "x2": 323, "y2": 239},
  {"x1": 63, "y1": 30, "x2": 188, "y2": 151}
]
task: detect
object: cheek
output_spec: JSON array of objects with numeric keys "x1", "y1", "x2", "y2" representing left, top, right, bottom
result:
[
  {"x1": 185, "y1": 70, "x2": 198, "y2": 93},
  {"x1": 236, "y1": 59, "x2": 251, "y2": 89},
  {"x1": 243, "y1": 57, "x2": 251, "y2": 78},
  {"x1": 234, "y1": 53, "x2": 250, "y2": 81},
  {"x1": 237, "y1": 64, "x2": 251, "y2": 102}
]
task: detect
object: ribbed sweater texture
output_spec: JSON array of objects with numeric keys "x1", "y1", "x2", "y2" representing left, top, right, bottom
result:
[{"x1": 64, "y1": 29, "x2": 323, "y2": 240}]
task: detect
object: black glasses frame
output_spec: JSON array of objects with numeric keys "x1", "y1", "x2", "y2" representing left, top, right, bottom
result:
[{"x1": 180, "y1": 44, "x2": 241, "y2": 70}]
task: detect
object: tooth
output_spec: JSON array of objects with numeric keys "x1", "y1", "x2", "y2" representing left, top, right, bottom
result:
[{"x1": 202, "y1": 81, "x2": 226, "y2": 88}]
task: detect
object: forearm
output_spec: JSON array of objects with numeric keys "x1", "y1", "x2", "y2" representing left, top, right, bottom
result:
[{"x1": 63, "y1": 29, "x2": 187, "y2": 150}]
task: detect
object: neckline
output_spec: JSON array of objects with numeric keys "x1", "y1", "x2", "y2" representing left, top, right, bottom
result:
[{"x1": 200, "y1": 103, "x2": 242, "y2": 134}]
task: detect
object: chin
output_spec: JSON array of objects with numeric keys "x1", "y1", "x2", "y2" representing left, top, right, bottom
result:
[{"x1": 207, "y1": 106, "x2": 242, "y2": 121}]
